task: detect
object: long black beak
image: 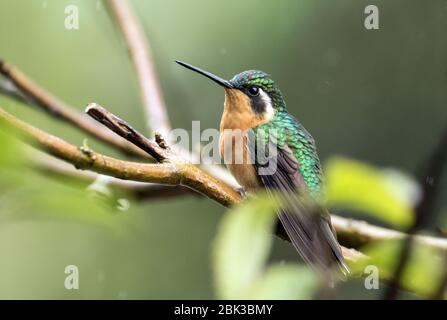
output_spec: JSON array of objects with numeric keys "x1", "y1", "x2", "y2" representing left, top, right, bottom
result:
[{"x1": 175, "y1": 60, "x2": 233, "y2": 88}]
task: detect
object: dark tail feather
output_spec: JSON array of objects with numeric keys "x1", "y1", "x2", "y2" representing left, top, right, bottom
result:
[{"x1": 321, "y1": 219, "x2": 349, "y2": 276}]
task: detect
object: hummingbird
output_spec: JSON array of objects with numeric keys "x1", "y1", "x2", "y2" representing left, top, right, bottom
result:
[{"x1": 176, "y1": 60, "x2": 348, "y2": 275}]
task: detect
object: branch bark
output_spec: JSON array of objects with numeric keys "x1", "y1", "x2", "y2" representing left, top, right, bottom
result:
[
  {"x1": 331, "y1": 215, "x2": 447, "y2": 252},
  {"x1": 30, "y1": 148, "x2": 196, "y2": 200},
  {"x1": 107, "y1": 0, "x2": 171, "y2": 136},
  {"x1": 0, "y1": 106, "x2": 239, "y2": 207},
  {"x1": 0, "y1": 59, "x2": 147, "y2": 158},
  {"x1": 86, "y1": 103, "x2": 170, "y2": 162},
  {"x1": 2, "y1": 104, "x2": 447, "y2": 259},
  {"x1": 0, "y1": 58, "x2": 239, "y2": 188}
]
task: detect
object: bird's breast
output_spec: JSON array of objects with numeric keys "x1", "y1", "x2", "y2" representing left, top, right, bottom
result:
[
  {"x1": 219, "y1": 128, "x2": 261, "y2": 192},
  {"x1": 219, "y1": 88, "x2": 277, "y2": 191}
]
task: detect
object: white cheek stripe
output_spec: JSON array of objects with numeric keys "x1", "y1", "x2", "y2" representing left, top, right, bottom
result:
[{"x1": 259, "y1": 88, "x2": 275, "y2": 120}]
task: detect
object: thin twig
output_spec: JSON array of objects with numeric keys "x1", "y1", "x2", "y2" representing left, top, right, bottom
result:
[
  {"x1": 86, "y1": 103, "x2": 170, "y2": 162},
  {"x1": 0, "y1": 76, "x2": 32, "y2": 104},
  {"x1": 107, "y1": 0, "x2": 171, "y2": 136},
  {"x1": 331, "y1": 215, "x2": 447, "y2": 252},
  {"x1": 30, "y1": 148, "x2": 196, "y2": 200},
  {"x1": 105, "y1": 0, "x2": 240, "y2": 189},
  {"x1": 0, "y1": 59, "x2": 147, "y2": 158},
  {"x1": 384, "y1": 126, "x2": 447, "y2": 300},
  {"x1": 0, "y1": 106, "x2": 240, "y2": 207},
  {"x1": 0, "y1": 58, "x2": 238, "y2": 188}
]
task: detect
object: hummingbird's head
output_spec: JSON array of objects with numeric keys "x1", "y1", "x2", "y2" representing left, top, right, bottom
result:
[{"x1": 176, "y1": 61, "x2": 286, "y2": 128}]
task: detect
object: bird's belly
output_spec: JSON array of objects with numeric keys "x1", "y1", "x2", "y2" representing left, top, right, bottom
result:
[
  {"x1": 226, "y1": 163, "x2": 260, "y2": 192},
  {"x1": 219, "y1": 130, "x2": 261, "y2": 192}
]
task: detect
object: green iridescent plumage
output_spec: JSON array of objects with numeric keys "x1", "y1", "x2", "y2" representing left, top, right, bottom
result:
[
  {"x1": 231, "y1": 70, "x2": 324, "y2": 197},
  {"x1": 230, "y1": 70, "x2": 286, "y2": 111},
  {"x1": 176, "y1": 61, "x2": 347, "y2": 274},
  {"x1": 230, "y1": 69, "x2": 346, "y2": 273},
  {"x1": 256, "y1": 112, "x2": 323, "y2": 197}
]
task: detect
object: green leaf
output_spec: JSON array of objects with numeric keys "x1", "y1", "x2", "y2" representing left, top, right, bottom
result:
[
  {"x1": 246, "y1": 264, "x2": 318, "y2": 300},
  {"x1": 213, "y1": 194, "x2": 318, "y2": 299},
  {"x1": 325, "y1": 157, "x2": 416, "y2": 228},
  {"x1": 0, "y1": 128, "x2": 134, "y2": 234},
  {"x1": 213, "y1": 195, "x2": 278, "y2": 299},
  {"x1": 350, "y1": 240, "x2": 445, "y2": 297}
]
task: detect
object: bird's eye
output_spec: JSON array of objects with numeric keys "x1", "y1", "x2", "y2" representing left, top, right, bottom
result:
[{"x1": 247, "y1": 86, "x2": 260, "y2": 96}]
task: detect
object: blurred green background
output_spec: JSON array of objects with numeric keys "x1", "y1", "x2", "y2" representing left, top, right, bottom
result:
[{"x1": 0, "y1": 0, "x2": 446, "y2": 299}]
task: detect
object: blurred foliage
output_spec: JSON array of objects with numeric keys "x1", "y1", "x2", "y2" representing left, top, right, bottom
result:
[
  {"x1": 213, "y1": 195, "x2": 317, "y2": 299},
  {"x1": 0, "y1": 124, "x2": 220, "y2": 299},
  {"x1": 0, "y1": 126, "x2": 131, "y2": 233},
  {"x1": 0, "y1": 0, "x2": 445, "y2": 299},
  {"x1": 325, "y1": 156, "x2": 417, "y2": 228},
  {"x1": 324, "y1": 156, "x2": 445, "y2": 298},
  {"x1": 214, "y1": 157, "x2": 444, "y2": 299},
  {"x1": 351, "y1": 240, "x2": 445, "y2": 298}
]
